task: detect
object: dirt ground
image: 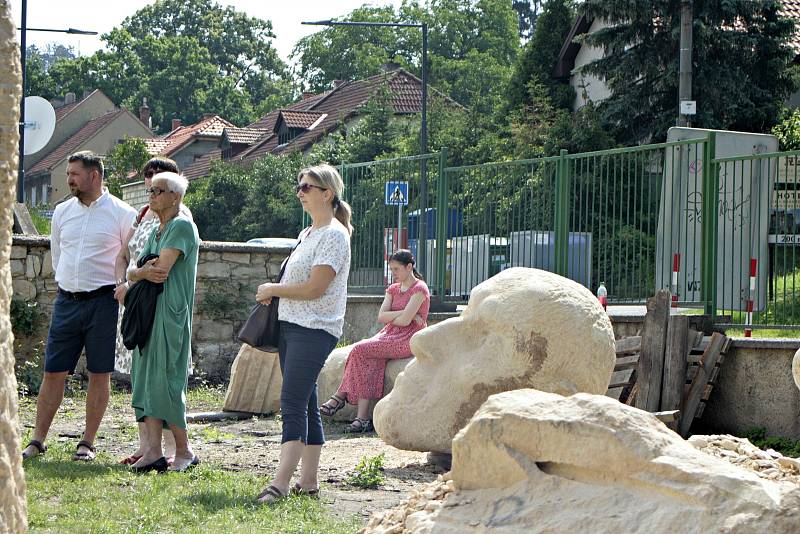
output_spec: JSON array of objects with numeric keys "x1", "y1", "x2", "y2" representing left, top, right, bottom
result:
[{"x1": 17, "y1": 382, "x2": 443, "y2": 524}]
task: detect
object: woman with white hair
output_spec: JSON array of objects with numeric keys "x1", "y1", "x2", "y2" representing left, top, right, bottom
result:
[{"x1": 126, "y1": 172, "x2": 201, "y2": 473}]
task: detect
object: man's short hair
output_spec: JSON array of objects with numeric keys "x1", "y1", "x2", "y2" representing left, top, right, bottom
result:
[{"x1": 68, "y1": 151, "x2": 104, "y2": 179}]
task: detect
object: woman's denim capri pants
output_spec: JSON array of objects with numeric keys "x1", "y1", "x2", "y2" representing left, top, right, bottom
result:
[{"x1": 278, "y1": 320, "x2": 338, "y2": 445}]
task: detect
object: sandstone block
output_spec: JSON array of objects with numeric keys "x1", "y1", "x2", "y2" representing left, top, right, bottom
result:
[
  {"x1": 10, "y1": 259, "x2": 23, "y2": 276},
  {"x1": 221, "y1": 252, "x2": 251, "y2": 264},
  {"x1": 197, "y1": 261, "x2": 231, "y2": 279},
  {"x1": 12, "y1": 279, "x2": 36, "y2": 301},
  {"x1": 374, "y1": 267, "x2": 616, "y2": 453},
  {"x1": 367, "y1": 390, "x2": 800, "y2": 533},
  {"x1": 40, "y1": 250, "x2": 53, "y2": 276},
  {"x1": 318, "y1": 345, "x2": 413, "y2": 421},
  {"x1": 223, "y1": 344, "x2": 282, "y2": 414},
  {"x1": 10, "y1": 245, "x2": 25, "y2": 259},
  {"x1": 25, "y1": 254, "x2": 41, "y2": 279}
]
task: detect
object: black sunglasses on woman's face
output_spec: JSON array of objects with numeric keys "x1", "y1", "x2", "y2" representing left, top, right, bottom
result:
[{"x1": 295, "y1": 183, "x2": 327, "y2": 194}]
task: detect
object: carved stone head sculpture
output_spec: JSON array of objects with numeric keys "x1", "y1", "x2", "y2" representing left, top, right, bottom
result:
[{"x1": 373, "y1": 267, "x2": 616, "y2": 453}]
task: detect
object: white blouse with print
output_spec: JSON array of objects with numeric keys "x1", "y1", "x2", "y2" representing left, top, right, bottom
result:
[{"x1": 278, "y1": 219, "x2": 351, "y2": 339}]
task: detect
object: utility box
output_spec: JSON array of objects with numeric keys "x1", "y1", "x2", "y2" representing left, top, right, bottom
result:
[{"x1": 656, "y1": 128, "x2": 776, "y2": 311}]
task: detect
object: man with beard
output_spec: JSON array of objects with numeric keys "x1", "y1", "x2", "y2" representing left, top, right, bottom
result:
[{"x1": 22, "y1": 151, "x2": 137, "y2": 462}]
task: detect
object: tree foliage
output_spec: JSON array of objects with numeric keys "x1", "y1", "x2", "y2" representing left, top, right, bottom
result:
[
  {"x1": 507, "y1": 0, "x2": 575, "y2": 112},
  {"x1": 293, "y1": 0, "x2": 519, "y2": 115},
  {"x1": 103, "y1": 137, "x2": 152, "y2": 198},
  {"x1": 580, "y1": 0, "x2": 798, "y2": 143},
  {"x1": 32, "y1": 0, "x2": 292, "y2": 131},
  {"x1": 772, "y1": 108, "x2": 800, "y2": 151},
  {"x1": 184, "y1": 155, "x2": 305, "y2": 241}
]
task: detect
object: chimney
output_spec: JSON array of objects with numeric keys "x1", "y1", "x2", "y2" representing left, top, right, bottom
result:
[
  {"x1": 331, "y1": 79, "x2": 345, "y2": 89},
  {"x1": 302, "y1": 91, "x2": 315, "y2": 100},
  {"x1": 171, "y1": 118, "x2": 182, "y2": 130},
  {"x1": 139, "y1": 98, "x2": 151, "y2": 128},
  {"x1": 64, "y1": 92, "x2": 76, "y2": 104}
]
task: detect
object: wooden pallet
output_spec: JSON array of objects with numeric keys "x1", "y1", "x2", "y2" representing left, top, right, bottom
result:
[
  {"x1": 605, "y1": 336, "x2": 641, "y2": 404},
  {"x1": 678, "y1": 331, "x2": 731, "y2": 435},
  {"x1": 606, "y1": 298, "x2": 729, "y2": 436}
]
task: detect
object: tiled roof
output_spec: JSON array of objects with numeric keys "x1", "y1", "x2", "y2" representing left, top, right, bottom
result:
[
  {"x1": 28, "y1": 109, "x2": 126, "y2": 174},
  {"x1": 223, "y1": 127, "x2": 269, "y2": 145},
  {"x1": 183, "y1": 148, "x2": 222, "y2": 181},
  {"x1": 278, "y1": 110, "x2": 327, "y2": 129},
  {"x1": 53, "y1": 89, "x2": 102, "y2": 121},
  {"x1": 781, "y1": 1, "x2": 800, "y2": 54},
  {"x1": 247, "y1": 92, "x2": 332, "y2": 130},
  {"x1": 144, "y1": 138, "x2": 170, "y2": 154},
  {"x1": 155, "y1": 115, "x2": 235, "y2": 157},
  {"x1": 239, "y1": 69, "x2": 459, "y2": 163}
]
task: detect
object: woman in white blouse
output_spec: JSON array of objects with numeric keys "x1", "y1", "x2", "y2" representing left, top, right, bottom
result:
[{"x1": 254, "y1": 164, "x2": 352, "y2": 504}]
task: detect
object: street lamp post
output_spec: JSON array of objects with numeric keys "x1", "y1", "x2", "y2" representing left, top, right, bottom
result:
[
  {"x1": 301, "y1": 19, "x2": 430, "y2": 275},
  {"x1": 16, "y1": 0, "x2": 97, "y2": 203}
]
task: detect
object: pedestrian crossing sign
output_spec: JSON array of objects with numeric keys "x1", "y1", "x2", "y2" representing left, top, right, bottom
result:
[{"x1": 385, "y1": 181, "x2": 409, "y2": 206}]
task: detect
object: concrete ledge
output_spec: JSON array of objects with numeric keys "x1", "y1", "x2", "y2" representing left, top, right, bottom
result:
[{"x1": 729, "y1": 338, "x2": 800, "y2": 350}]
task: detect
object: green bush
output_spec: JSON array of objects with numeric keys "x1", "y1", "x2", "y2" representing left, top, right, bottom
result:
[
  {"x1": 743, "y1": 427, "x2": 800, "y2": 458},
  {"x1": 10, "y1": 298, "x2": 40, "y2": 337},
  {"x1": 345, "y1": 453, "x2": 385, "y2": 488},
  {"x1": 772, "y1": 108, "x2": 800, "y2": 151}
]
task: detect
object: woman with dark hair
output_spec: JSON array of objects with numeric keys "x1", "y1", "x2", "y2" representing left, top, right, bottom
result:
[
  {"x1": 320, "y1": 249, "x2": 430, "y2": 433},
  {"x1": 112, "y1": 157, "x2": 192, "y2": 465},
  {"x1": 254, "y1": 164, "x2": 352, "y2": 504}
]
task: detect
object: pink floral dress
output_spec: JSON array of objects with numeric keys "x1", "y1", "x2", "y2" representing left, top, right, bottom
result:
[{"x1": 338, "y1": 279, "x2": 430, "y2": 404}]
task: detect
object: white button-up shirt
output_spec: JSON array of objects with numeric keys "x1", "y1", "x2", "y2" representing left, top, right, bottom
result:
[{"x1": 51, "y1": 189, "x2": 137, "y2": 292}]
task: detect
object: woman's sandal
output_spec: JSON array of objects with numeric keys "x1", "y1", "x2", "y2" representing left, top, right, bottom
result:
[
  {"x1": 291, "y1": 482, "x2": 320, "y2": 499},
  {"x1": 72, "y1": 440, "x2": 96, "y2": 461},
  {"x1": 319, "y1": 394, "x2": 346, "y2": 417},
  {"x1": 256, "y1": 484, "x2": 289, "y2": 505},
  {"x1": 22, "y1": 439, "x2": 47, "y2": 460},
  {"x1": 344, "y1": 418, "x2": 373, "y2": 434}
]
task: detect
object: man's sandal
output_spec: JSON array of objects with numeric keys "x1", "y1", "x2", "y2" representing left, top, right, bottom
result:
[
  {"x1": 319, "y1": 394, "x2": 346, "y2": 417},
  {"x1": 291, "y1": 482, "x2": 320, "y2": 499},
  {"x1": 256, "y1": 484, "x2": 289, "y2": 505},
  {"x1": 344, "y1": 418, "x2": 373, "y2": 434},
  {"x1": 72, "y1": 440, "x2": 96, "y2": 461},
  {"x1": 22, "y1": 439, "x2": 47, "y2": 460}
]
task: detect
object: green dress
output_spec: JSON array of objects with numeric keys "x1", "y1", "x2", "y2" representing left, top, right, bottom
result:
[{"x1": 131, "y1": 215, "x2": 199, "y2": 429}]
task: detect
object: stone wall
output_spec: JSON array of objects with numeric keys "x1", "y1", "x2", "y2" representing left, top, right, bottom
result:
[{"x1": 10, "y1": 235, "x2": 291, "y2": 382}]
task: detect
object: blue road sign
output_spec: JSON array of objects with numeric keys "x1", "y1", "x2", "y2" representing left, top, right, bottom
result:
[{"x1": 385, "y1": 181, "x2": 409, "y2": 206}]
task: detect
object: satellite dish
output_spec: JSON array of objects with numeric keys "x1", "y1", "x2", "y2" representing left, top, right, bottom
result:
[{"x1": 23, "y1": 96, "x2": 56, "y2": 155}]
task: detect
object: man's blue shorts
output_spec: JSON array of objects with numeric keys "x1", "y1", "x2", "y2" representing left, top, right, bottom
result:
[{"x1": 44, "y1": 288, "x2": 119, "y2": 374}]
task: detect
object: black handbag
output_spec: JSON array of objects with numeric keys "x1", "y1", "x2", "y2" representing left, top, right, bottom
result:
[{"x1": 237, "y1": 236, "x2": 303, "y2": 352}]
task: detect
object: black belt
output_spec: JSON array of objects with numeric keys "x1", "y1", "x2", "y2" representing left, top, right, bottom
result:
[{"x1": 58, "y1": 285, "x2": 115, "y2": 301}]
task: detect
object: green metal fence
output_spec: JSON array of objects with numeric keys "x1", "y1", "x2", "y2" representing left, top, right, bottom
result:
[{"x1": 336, "y1": 134, "x2": 800, "y2": 328}]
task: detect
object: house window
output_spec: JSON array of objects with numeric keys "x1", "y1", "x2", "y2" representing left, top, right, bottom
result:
[{"x1": 277, "y1": 125, "x2": 302, "y2": 145}]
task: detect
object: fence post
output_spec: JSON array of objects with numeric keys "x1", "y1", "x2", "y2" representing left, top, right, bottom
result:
[
  {"x1": 554, "y1": 149, "x2": 570, "y2": 277},
  {"x1": 435, "y1": 148, "x2": 449, "y2": 299},
  {"x1": 701, "y1": 132, "x2": 718, "y2": 317}
]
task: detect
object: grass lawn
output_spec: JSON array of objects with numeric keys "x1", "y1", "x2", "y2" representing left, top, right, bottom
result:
[
  {"x1": 24, "y1": 446, "x2": 359, "y2": 533},
  {"x1": 20, "y1": 385, "x2": 365, "y2": 534}
]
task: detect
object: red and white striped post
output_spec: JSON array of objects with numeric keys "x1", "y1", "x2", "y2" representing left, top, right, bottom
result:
[
  {"x1": 744, "y1": 258, "x2": 757, "y2": 338},
  {"x1": 671, "y1": 253, "x2": 680, "y2": 308}
]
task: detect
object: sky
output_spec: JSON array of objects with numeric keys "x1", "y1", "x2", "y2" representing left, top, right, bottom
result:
[{"x1": 9, "y1": 1, "x2": 402, "y2": 63}]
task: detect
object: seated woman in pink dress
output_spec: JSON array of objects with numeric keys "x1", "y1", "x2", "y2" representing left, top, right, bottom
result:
[{"x1": 320, "y1": 249, "x2": 430, "y2": 433}]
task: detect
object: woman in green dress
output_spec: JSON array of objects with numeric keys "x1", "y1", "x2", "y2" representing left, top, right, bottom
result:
[{"x1": 127, "y1": 172, "x2": 200, "y2": 473}]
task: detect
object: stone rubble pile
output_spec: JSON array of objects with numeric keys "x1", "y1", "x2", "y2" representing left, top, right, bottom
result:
[
  {"x1": 360, "y1": 433, "x2": 800, "y2": 534},
  {"x1": 357, "y1": 473, "x2": 454, "y2": 534},
  {"x1": 688, "y1": 434, "x2": 800, "y2": 484}
]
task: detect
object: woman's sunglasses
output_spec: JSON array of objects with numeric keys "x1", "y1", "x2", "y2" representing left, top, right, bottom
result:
[
  {"x1": 146, "y1": 187, "x2": 168, "y2": 196},
  {"x1": 295, "y1": 183, "x2": 327, "y2": 194}
]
